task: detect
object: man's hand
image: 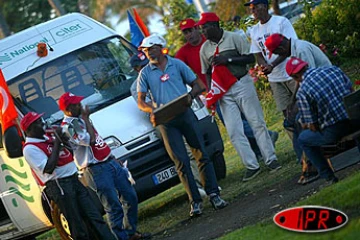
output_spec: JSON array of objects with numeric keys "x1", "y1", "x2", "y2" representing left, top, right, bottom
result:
[
  {"x1": 261, "y1": 64, "x2": 274, "y2": 75},
  {"x1": 212, "y1": 55, "x2": 228, "y2": 66},
  {"x1": 301, "y1": 122, "x2": 319, "y2": 132},
  {"x1": 186, "y1": 93, "x2": 193, "y2": 107},
  {"x1": 150, "y1": 113, "x2": 156, "y2": 127}
]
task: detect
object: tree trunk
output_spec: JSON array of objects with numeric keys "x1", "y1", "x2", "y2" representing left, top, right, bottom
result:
[
  {"x1": 0, "y1": 12, "x2": 11, "y2": 39},
  {"x1": 47, "y1": 0, "x2": 67, "y2": 16},
  {"x1": 78, "y1": 0, "x2": 90, "y2": 16},
  {"x1": 272, "y1": 0, "x2": 281, "y2": 15}
]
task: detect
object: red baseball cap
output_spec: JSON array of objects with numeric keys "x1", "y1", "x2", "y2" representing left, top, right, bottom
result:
[
  {"x1": 265, "y1": 33, "x2": 284, "y2": 58},
  {"x1": 196, "y1": 12, "x2": 220, "y2": 26},
  {"x1": 180, "y1": 18, "x2": 196, "y2": 31},
  {"x1": 286, "y1": 57, "x2": 309, "y2": 76},
  {"x1": 20, "y1": 112, "x2": 44, "y2": 131},
  {"x1": 59, "y1": 92, "x2": 84, "y2": 111}
]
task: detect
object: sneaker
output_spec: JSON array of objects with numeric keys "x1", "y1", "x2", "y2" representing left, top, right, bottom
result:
[
  {"x1": 189, "y1": 202, "x2": 203, "y2": 217},
  {"x1": 267, "y1": 160, "x2": 282, "y2": 173},
  {"x1": 320, "y1": 176, "x2": 339, "y2": 189},
  {"x1": 242, "y1": 168, "x2": 261, "y2": 182},
  {"x1": 129, "y1": 232, "x2": 152, "y2": 240},
  {"x1": 209, "y1": 194, "x2": 228, "y2": 210},
  {"x1": 198, "y1": 187, "x2": 207, "y2": 198},
  {"x1": 270, "y1": 131, "x2": 279, "y2": 147},
  {"x1": 297, "y1": 171, "x2": 320, "y2": 185}
]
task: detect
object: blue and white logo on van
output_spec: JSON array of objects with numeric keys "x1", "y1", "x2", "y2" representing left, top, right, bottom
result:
[
  {"x1": 50, "y1": 20, "x2": 92, "y2": 43},
  {"x1": 0, "y1": 54, "x2": 12, "y2": 65},
  {"x1": 273, "y1": 206, "x2": 348, "y2": 233},
  {"x1": 0, "y1": 33, "x2": 54, "y2": 68}
]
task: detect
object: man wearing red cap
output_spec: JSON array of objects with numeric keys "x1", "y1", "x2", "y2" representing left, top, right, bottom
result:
[
  {"x1": 265, "y1": 33, "x2": 331, "y2": 69},
  {"x1": 198, "y1": 12, "x2": 280, "y2": 182},
  {"x1": 21, "y1": 112, "x2": 115, "y2": 240},
  {"x1": 177, "y1": 17, "x2": 278, "y2": 163},
  {"x1": 244, "y1": 0, "x2": 298, "y2": 116},
  {"x1": 176, "y1": 18, "x2": 208, "y2": 89},
  {"x1": 59, "y1": 92, "x2": 150, "y2": 240},
  {"x1": 286, "y1": 57, "x2": 357, "y2": 184},
  {"x1": 265, "y1": 33, "x2": 331, "y2": 183}
]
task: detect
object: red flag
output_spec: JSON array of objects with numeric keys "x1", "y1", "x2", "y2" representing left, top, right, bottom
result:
[
  {"x1": 132, "y1": 8, "x2": 149, "y2": 37},
  {"x1": 205, "y1": 47, "x2": 237, "y2": 108},
  {"x1": 0, "y1": 69, "x2": 18, "y2": 133}
]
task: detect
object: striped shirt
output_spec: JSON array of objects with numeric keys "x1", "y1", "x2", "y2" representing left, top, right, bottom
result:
[{"x1": 296, "y1": 66, "x2": 352, "y2": 129}]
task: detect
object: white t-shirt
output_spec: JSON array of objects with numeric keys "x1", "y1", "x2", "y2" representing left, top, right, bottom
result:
[
  {"x1": 23, "y1": 137, "x2": 77, "y2": 184},
  {"x1": 250, "y1": 15, "x2": 298, "y2": 82}
]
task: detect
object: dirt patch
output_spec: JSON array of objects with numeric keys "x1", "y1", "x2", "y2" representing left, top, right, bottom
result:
[{"x1": 153, "y1": 164, "x2": 360, "y2": 240}]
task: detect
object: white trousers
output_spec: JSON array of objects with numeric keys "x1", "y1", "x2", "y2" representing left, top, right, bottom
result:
[{"x1": 219, "y1": 74, "x2": 277, "y2": 170}]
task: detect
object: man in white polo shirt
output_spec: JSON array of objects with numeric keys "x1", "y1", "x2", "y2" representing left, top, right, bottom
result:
[{"x1": 21, "y1": 112, "x2": 115, "y2": 240}]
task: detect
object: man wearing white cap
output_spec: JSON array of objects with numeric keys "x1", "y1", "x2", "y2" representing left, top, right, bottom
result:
[
  {"x1": 21, "y1": 112, "x2": 115, "y2": 240},
  {"x1": 137, "y1": 34, "x2": 228, "y2": 217}
]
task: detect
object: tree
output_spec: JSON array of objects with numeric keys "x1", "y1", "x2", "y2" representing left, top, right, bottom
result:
[
  {"x1": 272, "y1": 0, "x2": 281, "y2": 15},
  {"x1": 47, "y1": 0, "x2": 66, "y2": 16},
  {"x1": 161, "y1": 0, "x2": 198, "y2": 56},
  {"x1": 0, "y1": 11, "x2": 11, "y2": 38}
]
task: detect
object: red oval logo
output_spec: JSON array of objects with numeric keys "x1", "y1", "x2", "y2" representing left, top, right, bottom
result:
[{"x1": 273, "y1": 206, "x2": 348, "y2": 233}]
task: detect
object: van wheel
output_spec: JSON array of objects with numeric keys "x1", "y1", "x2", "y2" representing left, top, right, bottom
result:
[
  {"x1": 51, "y1": 201, "x2": 72, "y2": 240},
  {"x1": 212, "y1": 152, "x2": 226, "y2": 180},
  {"x1": 51, "y1": 201, "x2": 102, "y2": 240}
]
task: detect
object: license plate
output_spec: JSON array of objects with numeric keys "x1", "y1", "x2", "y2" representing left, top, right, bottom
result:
[{"x1": 152, "y1": 166, "x2": 177, "y2": 185}]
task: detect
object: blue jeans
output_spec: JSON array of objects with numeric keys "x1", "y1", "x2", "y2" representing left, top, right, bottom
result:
[
  {"x1": 298, "y1": 121, "x2": 352, "y2": 180},
  {"x1": 157, "y1": 108, "x2": 220, "y2": 203},
  {"x1": 85, "y1": 159, "x2": 138, "y2": 240},
  {"x1": 45, "y1": 174, "x2": 115, "y2": 240}
]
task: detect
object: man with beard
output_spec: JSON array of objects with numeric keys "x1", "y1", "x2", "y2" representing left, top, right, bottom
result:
[{"x1": 137, "y1": 34, "x2": 228, "y2": 217}]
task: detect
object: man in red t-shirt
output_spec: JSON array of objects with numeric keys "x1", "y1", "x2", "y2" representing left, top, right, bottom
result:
[{"x1": 175, "y1": 18, "x2": 208, "y2": 90}]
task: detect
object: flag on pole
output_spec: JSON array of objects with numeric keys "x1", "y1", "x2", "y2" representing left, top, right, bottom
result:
[
  {"x1": 0, "y1": 69, "x2": 18, "y2": 133},
  {"x1": 127, "y1": 8, "x2": 150, "y2": 47}
]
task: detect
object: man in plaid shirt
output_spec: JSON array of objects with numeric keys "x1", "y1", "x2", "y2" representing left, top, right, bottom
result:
[{"x1": 286, "y1": 57, "x2": 354, "y2": 184}]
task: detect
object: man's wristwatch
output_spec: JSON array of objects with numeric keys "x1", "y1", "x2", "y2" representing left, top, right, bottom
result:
[{"x1": 227, "y1": 58, "x2": 233, "y2": 63}]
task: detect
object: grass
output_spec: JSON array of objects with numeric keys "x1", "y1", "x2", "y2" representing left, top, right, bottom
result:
[
  {"x1": 218, "y1": 172, "x2": 360, "y2": 240},
  {"x1": 37, "y1": 57, "x2": 360, "y2": 239}
]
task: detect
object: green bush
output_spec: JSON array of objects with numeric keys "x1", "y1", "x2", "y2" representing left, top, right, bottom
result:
[{"x1": 294, "y1": 0, "x2": 360, "y2": 61}]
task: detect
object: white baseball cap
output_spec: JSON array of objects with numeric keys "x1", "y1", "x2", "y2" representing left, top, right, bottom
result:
[{"x1": 139, "y1": 34, "x2": 166, "y2": 49}]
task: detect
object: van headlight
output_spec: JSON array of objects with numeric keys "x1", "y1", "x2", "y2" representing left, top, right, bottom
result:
[{"x1": 104, "y1": 137, "x2": 122, "y2": 150}]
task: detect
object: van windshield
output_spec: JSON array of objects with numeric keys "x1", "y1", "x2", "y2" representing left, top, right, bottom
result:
[{"x1": 8, "y1": 37, "x2": 138, "y2": 124}]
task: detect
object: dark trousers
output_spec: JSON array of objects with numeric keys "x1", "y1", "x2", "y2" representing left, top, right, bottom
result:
[
  {"x1": 298, "y1": 120, "x2": 355, "y2": 180},
  {"x1": 157, "y1": 108, "x2": 219, "y2": 203},
  {"x1": 45, "y1": 174, "x2": 115, "y2": 240}
]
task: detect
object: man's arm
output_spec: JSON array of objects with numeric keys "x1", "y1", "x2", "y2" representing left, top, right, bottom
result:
[
  {"x1": 44, "y1": 128, "x2": 63, "y2": 174},
  {"x1": 81, "y1": 105, "x2": 96, "y2": 144},
  {"x1": 137, "y1": 92, "x2": 154, "y2": 113},
  {"x1": 212, "y1": 54, "x2": 255, "y2": 66},
  {"x1": 263, "y1": 55, "x2": 288, "y2": 75},
  {"x1": 189, "y1": 77, "x2": 206, "y2": 99}
]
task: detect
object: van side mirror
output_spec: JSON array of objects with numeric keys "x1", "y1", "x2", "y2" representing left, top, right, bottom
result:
[{"x1": 3, "y1": 125, "x2": 23, "y2": 158}]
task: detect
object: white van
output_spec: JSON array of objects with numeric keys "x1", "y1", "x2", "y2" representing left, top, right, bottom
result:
[{"x1": 0, "y1": 13, "x2": 225, "y2": 239}]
